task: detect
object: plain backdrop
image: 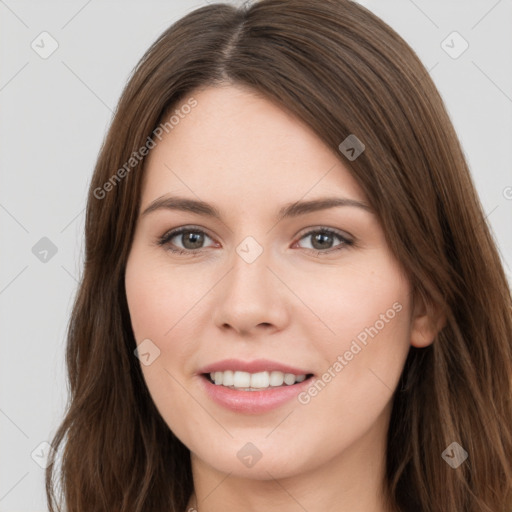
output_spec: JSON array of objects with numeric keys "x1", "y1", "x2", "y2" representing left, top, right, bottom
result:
[{"x1": 1, "y1": 1, "x2": 511, "y2": 510}]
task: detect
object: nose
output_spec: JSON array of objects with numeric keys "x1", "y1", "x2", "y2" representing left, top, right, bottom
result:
[{"x1": 211, "y1": 247, "x2": 290, "y2": 337}]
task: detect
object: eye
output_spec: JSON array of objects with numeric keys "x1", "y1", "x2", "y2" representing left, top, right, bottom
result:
[
  {"x1": 157, "y1": 226, "x2": 217, "y2": 255},
  {"x1": 157, "y1": 226, "x2": 354, "y2": 256},
  {"x1": 294, "y1": 228, "x2": 354, "y2": 254}
]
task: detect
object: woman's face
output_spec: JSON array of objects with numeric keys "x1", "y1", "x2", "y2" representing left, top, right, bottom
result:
[{"x1": 125, "y1": 84, "x2": 422, "y2": 480}]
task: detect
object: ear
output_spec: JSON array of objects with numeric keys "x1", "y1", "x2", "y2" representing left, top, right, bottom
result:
[{"x1": 410, "y1": 291, "x2": 446, "y2": 348}]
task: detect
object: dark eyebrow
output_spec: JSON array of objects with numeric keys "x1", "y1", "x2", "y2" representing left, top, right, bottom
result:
[
  {"x1": 141, "y1": 195, "x2": 373, "y2": 219},
  {"x1": 277, "y1": 197, "x2": 373, "y2": 217}
]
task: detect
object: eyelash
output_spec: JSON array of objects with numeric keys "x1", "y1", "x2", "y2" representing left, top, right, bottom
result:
[{"x1": 156, "y1": 226, "x2": 354, "y2": 257}]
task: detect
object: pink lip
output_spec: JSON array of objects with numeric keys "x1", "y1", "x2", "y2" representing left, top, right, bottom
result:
[
  {"x1": 199, "y1": 374, "x2": 314, "y2": 414},
  {"x1": 197, "y1": 358, "x2": 312, "y2": 376},
  {"x1": 196, "y1": 359, "x2": 315, "y2": 414}
]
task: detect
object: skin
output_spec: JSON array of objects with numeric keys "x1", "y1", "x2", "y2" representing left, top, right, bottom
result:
[{"x1": 124, "y1": 84, "x2": 440, "y2": 512}]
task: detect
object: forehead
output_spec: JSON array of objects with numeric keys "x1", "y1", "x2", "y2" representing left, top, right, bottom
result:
[{"x1": 141, "y1": 84, "x2": 367, "y2": 209}]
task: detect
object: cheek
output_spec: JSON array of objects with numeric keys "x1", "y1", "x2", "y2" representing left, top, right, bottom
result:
[
  {"x1": 334, "y1": 268, "x2": 410, "y2": 355},
  {"x1": 125, "y1": 248, "x2": 204, "y2": 341},
  {"x1": 296, "y1": 254, "x2": 412, "y2": 407},
  {"x1": 125, "y1": 249, "x2": 203, "y2": 427},
  {"x1": 289, "y1": 255, "x2": 411, "y2": 348},
  {"x1": 125, "y1": 247, "x2": 210, "y2": 403}
]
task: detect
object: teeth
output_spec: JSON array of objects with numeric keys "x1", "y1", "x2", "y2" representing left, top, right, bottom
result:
[
  {"x1": 269, "y1": 371, "x2": 284, "y2": 386},
  {"x1": 208, "y1": 370, "x2": 308, "y2": 390},
  {"x1": 234, "y1": 371, "x2": 251, "y2": 388},
  {"x1": 222, "y1": 370, "x2": 234, "y2": 386},
  {"x1": 250, "y1": 371, "x2": 269, "y2": 388},
  {"x1": 283, "y1": 373, "x2": 296, "y2": 385}
]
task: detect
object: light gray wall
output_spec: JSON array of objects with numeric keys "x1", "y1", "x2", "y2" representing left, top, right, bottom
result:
[{"x1": 1, "y1": 1, "x2": 511, "y2": 510}]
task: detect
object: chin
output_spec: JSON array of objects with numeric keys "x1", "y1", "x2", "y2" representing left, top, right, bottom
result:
[{"x1": 185, "y1": 431, "x2": 330, "y2": 481}]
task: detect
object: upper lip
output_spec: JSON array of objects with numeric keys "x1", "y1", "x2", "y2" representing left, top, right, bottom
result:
[{"x1": 198, "y1": 358, "x2": 313, "y2": 376}]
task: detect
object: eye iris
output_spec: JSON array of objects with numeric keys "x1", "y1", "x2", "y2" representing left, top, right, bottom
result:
[
  {"x1": 182, "y1": 231, "x2": 204, "y2": 249},
  {"x1": 311, "y1": 232, "x2": 333, "y2": 250},
  {"x1": 170, "y1": 230, "x2": 341, "y2": 252}
]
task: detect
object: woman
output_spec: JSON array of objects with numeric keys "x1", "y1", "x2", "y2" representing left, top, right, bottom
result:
[{"x1": 46, "y1": 1, "x2": 512, "y2": 511}]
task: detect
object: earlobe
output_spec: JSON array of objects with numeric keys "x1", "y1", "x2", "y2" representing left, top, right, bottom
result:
[{"x1": 410, "y1": 292, "x2": 447, "y2": 348}]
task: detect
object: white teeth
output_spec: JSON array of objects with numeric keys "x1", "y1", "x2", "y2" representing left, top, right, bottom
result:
[
  {"x1": 208, "y1": 370, "x2": 308, "y2": 389},
  {"x1": 233, "y1": 371, "x2": 251, "y2": 388},
  {"x1": 283, "y1": 373, "x2": 296, "y2": 385},
  {"x1": 269, "y1": 371, "x2": 284, "y2": 386},
  {"x1": 250, "y1": 371, "x2": 269, "y2": 388},
  {"x1": 222, "y1": 370, "x2": 234, "y2": 386}
]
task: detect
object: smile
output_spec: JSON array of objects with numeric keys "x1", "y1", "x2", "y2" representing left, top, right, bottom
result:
[
  {"x1": 206, "y1": 370, "x2": 309, "y2": 390},
  {"x1": 197, "y1": 359, "x2": 316, "y2": 414}
]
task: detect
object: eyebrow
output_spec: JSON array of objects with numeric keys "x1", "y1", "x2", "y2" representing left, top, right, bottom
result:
[{"x1": 141, "y1": 195, "x2": 373, "y2": 220}]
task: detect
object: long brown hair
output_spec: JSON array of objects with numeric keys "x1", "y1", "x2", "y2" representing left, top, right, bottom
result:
[{"x1": 46, "y1": 1, "x2": 512, "y2": 510}]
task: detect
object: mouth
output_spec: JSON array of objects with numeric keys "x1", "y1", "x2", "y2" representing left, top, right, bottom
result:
[
  {"x1": 197, "y1": 359, "x2": 316, "y2": 413},
  {"x1": 202, "y1": 370, "x2": 315, "y2": 391},
  {"x1": 200, "y1": 370, "x2": 315, "y2": 414}
]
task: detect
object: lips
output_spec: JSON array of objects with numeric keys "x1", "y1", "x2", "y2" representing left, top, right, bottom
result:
[
  {"x1": 197, "y1": 358, "x2": 315, "y2": 414},
  {"x1": 197, "y1": 358, "x2": 312, "y2": 376}
]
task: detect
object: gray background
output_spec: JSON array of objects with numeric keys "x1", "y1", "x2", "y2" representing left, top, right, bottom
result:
[{"x1": 1, "y1": 0, "x2": 511, "y2": 510}]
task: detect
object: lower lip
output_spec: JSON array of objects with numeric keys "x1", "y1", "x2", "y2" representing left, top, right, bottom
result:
[{"x1": 199, "y1": 374, "x2": 314, "y2": 414}]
